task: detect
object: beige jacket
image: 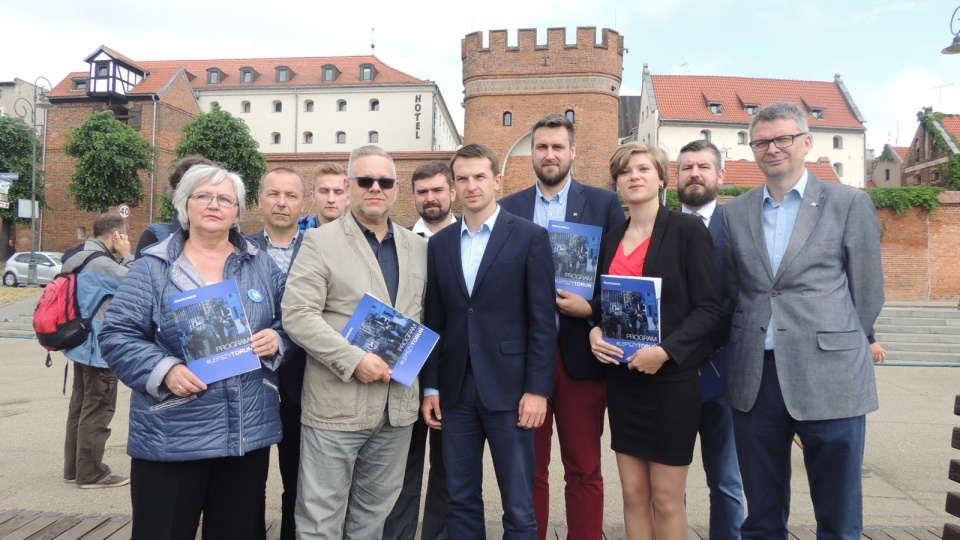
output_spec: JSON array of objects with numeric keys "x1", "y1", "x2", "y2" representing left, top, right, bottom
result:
[{"x1": 282, "y1": 214, "x2": 428, "y2": 431}]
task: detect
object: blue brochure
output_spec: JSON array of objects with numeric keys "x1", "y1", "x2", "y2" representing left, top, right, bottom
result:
[
  {"x1": 169, "y1": 279, "x2": 261, "y2": 384},
  {"x1": 342, "y1": 293, "x2": 439, "y2": 387},
  {"x1": 599, "y1": 275, "x2": 662, "y2": 361},
  {"x1": 547, "y1": 220, "x2": 603, "y2": 298}
]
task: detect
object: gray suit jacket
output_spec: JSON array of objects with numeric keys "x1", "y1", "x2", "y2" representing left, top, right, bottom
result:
[
  {"x1": 722, "y1": 173, "x2": 884, "y2": 421},
  {"x1": 282, "y1": 214, "x2": 428, "y2": 431}
]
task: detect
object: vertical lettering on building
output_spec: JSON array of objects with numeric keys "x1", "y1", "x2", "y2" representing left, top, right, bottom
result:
[{"x1": 414, "y1": 95, "x2": 422, "y2": 139}]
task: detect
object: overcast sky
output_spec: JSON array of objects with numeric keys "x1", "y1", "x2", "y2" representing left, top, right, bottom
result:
[{"x1": 5, "y1": 0, "x2": 957, "y2": 152}]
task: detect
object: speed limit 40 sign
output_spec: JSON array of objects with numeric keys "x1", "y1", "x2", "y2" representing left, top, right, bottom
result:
[{"x1": 117, "y1": 204, "x2": 131, "y2": 218}]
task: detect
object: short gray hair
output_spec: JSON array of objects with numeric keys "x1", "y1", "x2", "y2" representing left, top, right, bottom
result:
[
  {"x1": 750, "y1": 101, "x2": 809, "y2": 135},
  {"x1": 172, "y1": 164, "x2": 246, "y2": 228},
  {"x1": 347, "y1": 145, "x2": 396, "y2": 178}
]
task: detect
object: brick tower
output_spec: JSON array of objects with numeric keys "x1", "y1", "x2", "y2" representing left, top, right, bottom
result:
[{"x1": 461, "y1": 27, "x2": 625, "y2": 194}]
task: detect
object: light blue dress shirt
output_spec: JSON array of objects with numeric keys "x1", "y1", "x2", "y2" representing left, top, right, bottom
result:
[
  {"x1": 532, "y1": 178, "x2": 571, "y2": 229},
  {"x1": 460, "y1": 205, "x2": 501, "y2": 296},
  {"x1": 762, "y1": 170, "x2": 808, "y2": 350},
  {"x1": 425, "y1": 205, "x2": 502, "y2": 397}
]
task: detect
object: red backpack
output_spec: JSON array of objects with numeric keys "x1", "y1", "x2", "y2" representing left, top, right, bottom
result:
[{"x1": 33, "y1": 252, "x2": 109, "y2": 366}]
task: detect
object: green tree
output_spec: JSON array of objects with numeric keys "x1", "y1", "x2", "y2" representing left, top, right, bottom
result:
[
  {"x1": 63, "y1": 111, "x2": 156, "y2": 212},
  {"x1": 0, "y1": 116, "x2": 47, "y2": 248},
  {"x1": 175, "y1": 108, "x2": 267, "y2": 208}
]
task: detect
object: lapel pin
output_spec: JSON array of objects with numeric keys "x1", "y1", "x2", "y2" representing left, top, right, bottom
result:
[{"x1": 810, "y1": 202, "x2": 819, "y2": 207}]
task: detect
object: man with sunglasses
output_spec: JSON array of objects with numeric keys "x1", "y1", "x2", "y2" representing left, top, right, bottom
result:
[
  {"x1": 282, "y1": 145, "x2": 428, "y2": 539},
  {"x1": 722, "y1": 102, "x2": 883, "y2": 538}
]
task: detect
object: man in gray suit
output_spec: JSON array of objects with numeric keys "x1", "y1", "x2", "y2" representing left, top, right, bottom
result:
[{"x1": 722, "y1": 101, "x2": 884, "y2": 539}]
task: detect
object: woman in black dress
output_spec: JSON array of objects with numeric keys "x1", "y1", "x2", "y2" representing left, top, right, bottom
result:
[{"x1": 589, "y1": 142, "x2": 722, "y2": 539}]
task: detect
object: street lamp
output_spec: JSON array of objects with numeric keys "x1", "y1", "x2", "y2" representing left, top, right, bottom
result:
[
  {"x1": 13, "y1": 76, "x2": 53, "y2": 287},
  {"x1": 943, "y1": 6, "x2": 960, "y2": 54}
]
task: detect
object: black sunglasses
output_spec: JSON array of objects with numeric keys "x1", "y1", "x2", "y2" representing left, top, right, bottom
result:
[{"x1": 349, "y1": 176, "x2": 396, "y2": 189}]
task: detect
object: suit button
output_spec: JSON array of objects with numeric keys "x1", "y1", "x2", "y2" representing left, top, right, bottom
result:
[
  {"x1": 468, "y1": 308, "x2": 474, "y2": 314},
  {"x1": 760, "y1": 326, "x2": 766, "y2": 332},
  {"x1": 770, "y1": 290, "x2": 778, "y2": 297}
]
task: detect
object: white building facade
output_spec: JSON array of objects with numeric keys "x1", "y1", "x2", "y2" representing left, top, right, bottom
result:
[{"x1": 636, "y1": 66, "x2": 867, "y2": 187}]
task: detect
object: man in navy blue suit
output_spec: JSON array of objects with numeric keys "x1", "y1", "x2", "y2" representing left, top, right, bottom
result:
[
  {"x1": 499, "y1": 114, "x2": 625, "y2": 540},
  {"x1": 421, "y1": 144, "x2": 557, "y2": 539},
  {"x1": 677, "y1": 140, "x2": 745, "y2": 540}
]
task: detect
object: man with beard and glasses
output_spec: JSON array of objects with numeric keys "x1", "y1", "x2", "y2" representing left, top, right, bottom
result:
[
  {"x1": 677, "y1": 139, "x2": 745, "y2": 539},
  {"x1": 499, "y1": 114, "x2": 625, "y2": 540},
  {"x1": 384, "y1": 160, "x2": 457, "y2": 540}
]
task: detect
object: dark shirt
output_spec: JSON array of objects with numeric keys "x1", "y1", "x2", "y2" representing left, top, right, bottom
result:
[{"x1": 352, "y1": 213, "x2": 399, "y2": 306}]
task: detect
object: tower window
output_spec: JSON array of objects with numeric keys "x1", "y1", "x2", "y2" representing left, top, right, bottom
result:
[
  {"x1": 503, "y1": 112, "x2": 512, "y2": 127},
  {"x1": 565, "y1": 109, "x2": 575, "y2": 123}
]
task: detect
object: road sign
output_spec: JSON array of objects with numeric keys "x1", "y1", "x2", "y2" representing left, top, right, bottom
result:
[{"x1": 117, "y1": 204, "x2": 130, "y2": 218}]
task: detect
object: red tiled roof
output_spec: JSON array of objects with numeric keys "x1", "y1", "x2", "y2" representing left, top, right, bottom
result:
[
  {"x1": 50, "y1": 71, "x2": 90, "y2": 97},
  {"x1": 892, "y1": 146, "x2": 909, "y2": 160},
  {"x1": 667, "y1": 160, "x2": 840, "y2": 189},
  {"x1": 140, "y1": 55, "x2": 426, "y2": 90},
  {"x1": 939, "y1": 115, "x2": 960, "y2": 143},
  {"x1": 50, "y1": 51, "x2": 429, "y2": 99},
  {"x1": 651, "y1": 75, "x2": 864, "y2": 129}
]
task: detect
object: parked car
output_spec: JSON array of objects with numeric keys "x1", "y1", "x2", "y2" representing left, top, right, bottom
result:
[{"x1": 3, "y1": 251, "x2": 63, "y2": 287}]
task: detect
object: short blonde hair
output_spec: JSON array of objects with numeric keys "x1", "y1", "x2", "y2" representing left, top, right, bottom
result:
[{"x1": 609, "y1": 142, "x2": 670, "y2": 187}]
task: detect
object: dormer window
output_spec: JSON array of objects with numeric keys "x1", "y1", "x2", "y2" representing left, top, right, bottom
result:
[
  {"x1": 708, "y1": 102, "x2": 722, "y2": 115},
  {"x1": 207, "y1": 68, "x2": 223, "y2": 84},
  {"x1": 276, "y1": 67, "x2": 291, "y2": 82},
  {"x1": 810, "y1": 108, "x2": 825, "y2": 120},
  {"x1": 240, "y1": 68, "x2": 256, "y2": 84},
  {"x1": 72, "y1": 78, "x2": 88, "y2": 91},
  {"x1": 95, "y1": 62, "x2": 110, "y2": 78},
  {"x1": 745, "y1": 105, "x2": 757, "y2": 116},
  {"x1": 323, "y1": 65, "x2": 340, "y2": 82},
  {"x1": 360, "y1": 63, "x2": 378, "y2": 81}
]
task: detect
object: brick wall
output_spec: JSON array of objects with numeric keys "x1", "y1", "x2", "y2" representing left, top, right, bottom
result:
[{"x1": 877, "y1": 192, "x2": 960, "y2": 302}]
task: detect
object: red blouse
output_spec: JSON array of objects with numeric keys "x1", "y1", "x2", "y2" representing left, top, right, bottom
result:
[{"x1": 609, "y1": 237, "x2": 650, "y2": 277}]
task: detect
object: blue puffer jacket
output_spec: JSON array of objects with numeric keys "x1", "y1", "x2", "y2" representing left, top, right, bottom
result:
[{"x1": 99, "y1": 228, "x2": 289, "y2": 462}]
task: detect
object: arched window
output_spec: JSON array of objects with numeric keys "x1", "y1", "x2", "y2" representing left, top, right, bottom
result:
[
  {"x1": 241, "y1": 101, "x2": 251, "y2": 113},
  {"x1": 833, "y1": 135, "x2": 843, "y2": 149},
  {"x1": 209, "y1": 101, "x2": 219, "y2": 111},
  {"x1": 336, "y1": 131, "x2": 346, "y2": 144},
  {"x1": 337, "y1": 100, "x2": 347, "y2": 112},
  {"x1": 368, "y1": 131, "x2": 379, "y2": 143},
  {"x1": 833, "y1": 162, "x2": 843, "y2": 177},
  {"x1": 271, "y1": 132, "x2": 281, "y2": 144},
  {"x1": 503, "y1": 111, "x2": 512, "y2": 127},
  {"x1": 737, "y1": 131, "x2": 747, "y2": 145},
  {"x1": 304, "y1": 132, "x2": 313, "y2": 144},
  {"x1": 699, "y1": 130, "x2": 711, "y2": 142},
  {"x1": 273, "y1": 100, "x2": 282, "y2": 113},
  {"x1": 565, "y1": 109, "x2": 575, "y2": 123},
  {"x1": 885, "y1": 169, "x2": 890, "y2": 182},
  {"x1": 370, "y1": 99, "x2": 380, "y2": 111},
  {"x1": 304, "y1": 100, "x2": 314, "y2": 113}
]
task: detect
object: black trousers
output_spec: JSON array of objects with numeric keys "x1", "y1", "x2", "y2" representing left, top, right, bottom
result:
[
  {"x1": 130, "y1": 446, "x2": 270, "y2": 540},
  {"x1": 276, "y1": 393, "x2": 302, "y2": 540}
]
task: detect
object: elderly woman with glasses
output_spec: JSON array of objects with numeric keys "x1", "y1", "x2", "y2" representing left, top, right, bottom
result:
[{"x1": 100, "y1": 164, "x2": 289, "y2": 540}]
